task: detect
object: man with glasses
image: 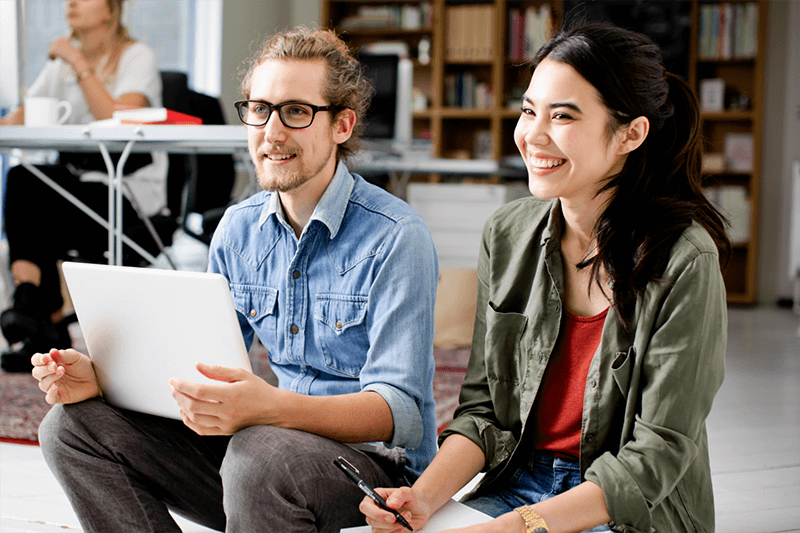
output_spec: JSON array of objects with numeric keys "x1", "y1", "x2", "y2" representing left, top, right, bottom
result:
[{"x1": 33, "y1": 27, "x2": 439, "y2": 533}]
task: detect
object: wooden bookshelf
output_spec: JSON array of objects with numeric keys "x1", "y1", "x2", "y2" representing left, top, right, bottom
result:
[
  {"x1": 321, "y1": 0, "x2": 564, "y2": 162},
  {"x1": 321, "y1": 0, "x2": 767, "y2": 303},
  {"x1": 690, "y1": 0, "x2": 766, "y2": 303}
]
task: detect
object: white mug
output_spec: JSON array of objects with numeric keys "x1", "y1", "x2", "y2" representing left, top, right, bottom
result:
[{"x1": 24, "y1": 97, "x2": 72, "y2": 126}]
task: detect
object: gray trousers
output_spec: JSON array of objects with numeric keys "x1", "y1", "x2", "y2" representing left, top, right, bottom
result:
[{"x1": 39, "y1": 399, "x2": 404, "y2": 533}]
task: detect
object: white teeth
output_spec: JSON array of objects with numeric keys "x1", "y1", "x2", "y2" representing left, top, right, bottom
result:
[
  {"x1": 267, "y1": 154, "x2": 294, "y2": 161},
  {"x1": 530, "y1": 156, "x2": 565, "y2": 169}
]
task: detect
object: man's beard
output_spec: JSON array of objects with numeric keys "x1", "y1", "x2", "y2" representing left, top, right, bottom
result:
[{"x1": 255, "y1": 143, "x2": 335, "y2": 193}]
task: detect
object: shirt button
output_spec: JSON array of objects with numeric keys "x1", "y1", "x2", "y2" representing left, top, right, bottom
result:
[
  {"x1": 250, "y1": 309, "x2": 257, "y2": 317},
  {"x1": 586, "y1": 434, "x2": 595, "y2": 443},
  {"x1": 590, "y1": 379, "x2": 598, "y2": 388},
  {"x1": 336, "y1": 320, "x2": 343, "y2": 329},
  {"x1": 291, "y1": 325, "x2": 299, "y2": 334},
  {"x1": 293, "y1": 270, "x2": 301, "y2": 279}
]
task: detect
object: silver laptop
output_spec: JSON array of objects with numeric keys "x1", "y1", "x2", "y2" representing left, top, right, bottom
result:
[{"x1": 61, "y1": 262, "x2": 252, "y2": 420}]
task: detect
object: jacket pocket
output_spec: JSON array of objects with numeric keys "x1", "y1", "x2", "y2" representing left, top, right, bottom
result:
[
  {"x1": 483, "y1": 303, "x2": 526, "y2": 428},
  {"x1": 484, "y1": 302, "x2": 528, "y2": 384},
  {"x1": 611, "y1": 346, "x2": 636, "y2": 398},
  {"x1": 314, "y1": 294, "x2": 369, "y2": 377},
  {"x1": 230, "y1": 284, "x2": 279, "y2": 357}
]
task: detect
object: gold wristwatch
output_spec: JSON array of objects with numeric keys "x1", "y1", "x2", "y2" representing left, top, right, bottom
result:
[{"x1": 515, "y1": 505, "x2": 550, "y2": 533}]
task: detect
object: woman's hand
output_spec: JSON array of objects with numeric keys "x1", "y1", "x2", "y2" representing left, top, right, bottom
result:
[
  {"x1": 47, "y1": 37, "x2": 86, "y2": 71},
  {"x1": 32, "y1": 348, "x2": 102, "y2": 405},
  {"x1": 360, "y1": 486, "x2": 435, "y2": 533}
]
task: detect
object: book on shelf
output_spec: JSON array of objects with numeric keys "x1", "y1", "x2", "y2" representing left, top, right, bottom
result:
[
  {"x1": 444, "y1": 73, "x2": 492, "y2": 109},
  {"x1": 698, "y1": 2, "x2": 758, "y2": 60},
  {"x1": 705, "y1": 185, "x2": 750, "y2": 244},
  {"x1": 111, "y1": 107, "x2": 203, "y2": 125},
  {"x1": 699, "y1": 78, "x2": 725, "y2": 111},
  {"x1": 338, "y1": 3, "x2": 432, "y2": 30},
  {"x1": 702, "y1": 152, "x2": 726, "y2": 173},
  {"x1": 446, "y1": 4, "x2": 494, "y2": 62},
  {"x1": 508, "y1": 4, "x2": 553, "y2": 61},
  {"x1": 724, "y1": 132, "x2": 754, "y2": 172}
]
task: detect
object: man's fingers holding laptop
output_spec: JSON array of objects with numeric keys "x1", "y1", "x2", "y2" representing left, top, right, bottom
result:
[{"x1": 31, "y1": 348, "x2": 101, "y2": 405}]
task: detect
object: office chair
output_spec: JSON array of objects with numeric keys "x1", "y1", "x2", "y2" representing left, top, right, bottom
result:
[{"x1": 124, "y1": 71, "x2": 236, "y2": 263}]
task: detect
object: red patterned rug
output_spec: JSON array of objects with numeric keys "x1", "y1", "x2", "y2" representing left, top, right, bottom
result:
[{"x1": 0, "y1": 327, "x2": 469, "y2": 444}]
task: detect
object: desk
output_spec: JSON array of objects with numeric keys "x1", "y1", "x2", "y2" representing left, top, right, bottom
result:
[
  {"x1": 350, "y1": 151, "x2": 526, "y2": 199},
  {"x1": 0, "y1": 125, "x2": 249, "y2": 267},
  {"x1": 0, "y1": 125, "x2": 525, "y2": 265}
]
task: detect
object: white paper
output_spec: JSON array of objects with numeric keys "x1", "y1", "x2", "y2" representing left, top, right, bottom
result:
[{"x1": 341, "y1": 498, "x2": 492, "y2": 533}]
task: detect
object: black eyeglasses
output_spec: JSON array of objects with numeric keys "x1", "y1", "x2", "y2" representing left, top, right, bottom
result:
[{"x1": 234, "y1": 100, "x2": 343, "y2": 129}]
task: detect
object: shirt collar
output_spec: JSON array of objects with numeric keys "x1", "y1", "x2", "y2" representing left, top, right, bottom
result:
[
  {"x1": 258, "y1": 160, "x2": 354, "y2": 240},
  {"x1": 541, "y1": 199, "x2": 563, "y2": 248}
]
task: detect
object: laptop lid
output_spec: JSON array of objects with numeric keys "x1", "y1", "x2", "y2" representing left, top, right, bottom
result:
[{"x1": 61, "y1": 262, "x2": 252, "y2": 420}]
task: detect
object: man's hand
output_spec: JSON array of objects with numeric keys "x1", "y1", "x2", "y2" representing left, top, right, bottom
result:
[
  {"x1": 169, "y1": 363, "x2": 277, "y2": 436},
  {"x1": 31, "y1": 348, "x2": 102, "y2": 405}
]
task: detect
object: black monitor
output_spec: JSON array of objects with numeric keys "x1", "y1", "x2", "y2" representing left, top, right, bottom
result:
[{"x1": 358, "y1": 53, "x2": 400, "y2": 141}]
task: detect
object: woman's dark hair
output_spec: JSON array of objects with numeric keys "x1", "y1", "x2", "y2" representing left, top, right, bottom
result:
[{"x1": 531, "y1": 22, "x2": 731, "y2": 328}]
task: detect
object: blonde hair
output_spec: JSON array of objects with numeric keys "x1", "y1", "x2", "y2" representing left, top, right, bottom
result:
[
  {"x1": 70, "y1": 0, "x2": 133, "y2": 78},
  {"x1": 240, "y1": 26, "x2": 373, "y2": 162}
]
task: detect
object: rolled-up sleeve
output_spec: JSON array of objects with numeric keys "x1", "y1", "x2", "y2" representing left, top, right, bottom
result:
[
  {"x1": 585, "y1": 248, "x2": 727, "y2": 531},
  {"x1": 360, "y1": 218, "x2": 438, "y2": 450}
]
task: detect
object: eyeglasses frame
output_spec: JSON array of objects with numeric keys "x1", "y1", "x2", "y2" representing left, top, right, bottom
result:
[{"x1": 233, "y1": 99, "x2": 345, "y2": 129}]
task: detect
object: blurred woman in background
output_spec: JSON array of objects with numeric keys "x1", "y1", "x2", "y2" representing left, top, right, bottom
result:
[{"x1": 0, "y1": 0, "x2": 164, "y2": 372}]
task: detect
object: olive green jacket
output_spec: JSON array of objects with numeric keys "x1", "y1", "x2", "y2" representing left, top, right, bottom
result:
[{"x1": 440, "y1": 198, "x2": 727, "y2": 532}]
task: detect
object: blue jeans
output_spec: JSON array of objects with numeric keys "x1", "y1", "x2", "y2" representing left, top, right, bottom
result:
[{"x1": 463, "y1": 454, "x2": 610, "y2": 532}]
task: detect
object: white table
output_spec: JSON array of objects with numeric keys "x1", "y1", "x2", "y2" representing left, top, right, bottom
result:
[
  {"x1": 350, "y1": 151, "x2": 526, "y2": 199},
  {"x1": 0, "y1": 125, "x2": 249, "y2": 267},
  {"x1": 1, "y1": 125, "x2": 525, "y2": 266}
]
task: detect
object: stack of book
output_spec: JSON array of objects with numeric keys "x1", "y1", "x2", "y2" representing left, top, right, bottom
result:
[
  {"x1": 697, "y1": 2, "x2": 759, "y2": 59},
  {"x1": 446, "y1": 4, "x2": 495, "y2": 62},
  {"x1": 338, "y1": 3, "x2": 433, "y2": 30},
  {"x1": 111, "y1": 107, "x2": 202, "y2": 125},
  {"x1": 508, "y1": 4, "x2": 554, "y2": 62}
]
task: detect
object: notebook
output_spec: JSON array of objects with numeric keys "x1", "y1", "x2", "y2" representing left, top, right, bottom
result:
[
  {"x1": 61, "y1": 262, "x2": 252, "y2": 420},
  {"x1": 340, "y1": 499, "x2": 492, "y2": 532}
]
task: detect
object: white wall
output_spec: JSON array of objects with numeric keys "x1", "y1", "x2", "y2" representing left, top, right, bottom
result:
[
  {"x1": 0, "y1": 1, "x2": 20, "y2": 109},
  {"x1": 760, "y1": 0, "x2": 800, "y2": 304},
  {"x1": 219, "y1": 0, "x2": 321, "y2": 125}
]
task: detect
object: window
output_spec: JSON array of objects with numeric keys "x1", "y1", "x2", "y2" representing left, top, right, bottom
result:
[{"x1": 21, "y1": 0, "x2": 221, "y2": 98}]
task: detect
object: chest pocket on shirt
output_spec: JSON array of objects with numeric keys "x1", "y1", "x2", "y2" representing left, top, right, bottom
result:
[
  {"x1": 484, "y1": 302, "x2": 527, "y2": 428},
  {"x1": 314, "y1": 294, "x2": 369, "y2": 377},
  {"x1": 231, "y1": 285, "x2": 279, "y2": 355}
]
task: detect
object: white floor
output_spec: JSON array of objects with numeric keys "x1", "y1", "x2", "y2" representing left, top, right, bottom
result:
[{"x1": 2, "y1": 305, "x2": 799, "y2": 533}]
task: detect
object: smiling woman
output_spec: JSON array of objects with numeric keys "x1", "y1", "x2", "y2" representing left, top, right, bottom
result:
[
  {"x1": 515, "y1": 58, "x2": 648, "y2": 216},
  {"x1": 359, "y1": 21, "x2": 732, "y2": 533}
]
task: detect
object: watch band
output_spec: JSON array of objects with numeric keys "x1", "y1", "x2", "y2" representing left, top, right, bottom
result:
[{"x1": 515, "y1": 505, "x2": 550, "y2": 533}]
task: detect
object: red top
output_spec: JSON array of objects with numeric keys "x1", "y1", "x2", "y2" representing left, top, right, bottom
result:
[{"x1": 529, "y1": 307, "x2": 609, "y2": 459}]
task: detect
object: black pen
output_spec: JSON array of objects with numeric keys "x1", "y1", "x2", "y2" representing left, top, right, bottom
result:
[{"x1": 333, "y1": 456, "x2": 414, "y2": 532}]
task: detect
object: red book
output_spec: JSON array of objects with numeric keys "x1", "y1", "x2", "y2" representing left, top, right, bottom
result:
[{"x1": 112, "y1": 107, "x2": 203, "y2": 125}]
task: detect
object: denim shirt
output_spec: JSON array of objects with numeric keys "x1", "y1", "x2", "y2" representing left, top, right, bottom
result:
[
  {"x1": 441, "y1": 198, "x2": 727, "y2": 532},
  {"x1": 208, "y1": 162, "x2": 439, "y2": 480}
]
